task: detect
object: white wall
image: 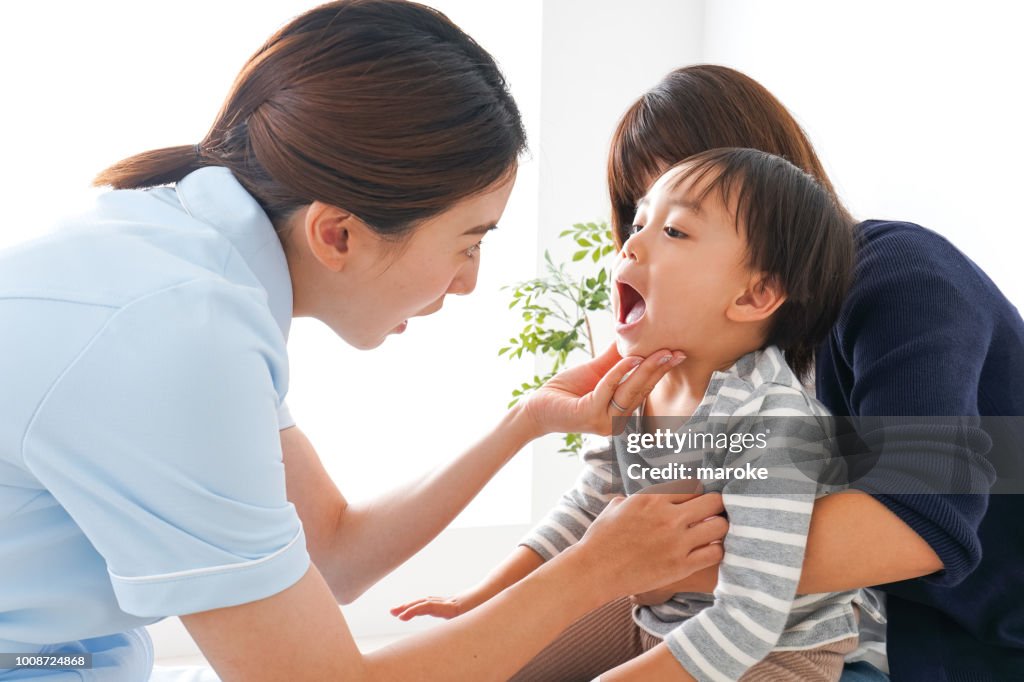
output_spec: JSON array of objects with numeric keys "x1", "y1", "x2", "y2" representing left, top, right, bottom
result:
[
  {"x1": 531, "y1": 0, "x2": 706, "y2": 517},
  {"x1": 286, "y1": 0, "x2": 544, "y2": 529},
  {"x1": 702, "y1": 0, "x2": 1024, "y2": 307}
]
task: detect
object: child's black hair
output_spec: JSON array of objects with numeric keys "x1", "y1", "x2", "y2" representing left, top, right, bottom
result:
[{"x1": 664, "y1": 148, "x2": 855, "y2": 380}]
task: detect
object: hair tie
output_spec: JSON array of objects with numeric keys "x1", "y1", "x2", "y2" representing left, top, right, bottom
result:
[{"x1": 193, "y1": 143, "x2": 203, "y2": 162}]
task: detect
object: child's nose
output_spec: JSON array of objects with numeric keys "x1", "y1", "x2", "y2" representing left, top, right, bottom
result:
[{"x1": 621, "y1": 233, "x2": 643, "y2": 262}]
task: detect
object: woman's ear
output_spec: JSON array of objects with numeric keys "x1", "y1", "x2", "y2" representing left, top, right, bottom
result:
[
  {"x1": 728, "y1": 275, "x2": 787, "y2": 323},
  {"x1": 303, "y1": 201, "x2": 363, "y2": 272}
]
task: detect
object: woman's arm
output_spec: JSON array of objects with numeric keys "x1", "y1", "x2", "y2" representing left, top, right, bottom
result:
[
  {"x1": 285, "y1": 345, "x2": 684, "y2": 603},
  {"x1": 798, "y1": 490, "x2": 942, "y2": 593},
  {"x1": 282, "y1": 405, "x2": 539, "y2": 604},
  {"x1": 601, "y1": 644, "x2": 696, "y2": 682},
  {"x1": 182, "y1": 489, "x2": 727, "y2": 682},
  {"x1": 394, "y1": 434, "x2": 625, "y2": 621}
]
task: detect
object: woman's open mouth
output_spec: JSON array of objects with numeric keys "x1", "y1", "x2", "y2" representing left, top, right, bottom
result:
[{"x1": 616, "y1": 279, "x2": 647, "y2": 333}]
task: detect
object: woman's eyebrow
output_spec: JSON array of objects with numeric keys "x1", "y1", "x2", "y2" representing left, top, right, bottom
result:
[{"x1": 462, "y1": 223, "x2": 498, "y2": 236}]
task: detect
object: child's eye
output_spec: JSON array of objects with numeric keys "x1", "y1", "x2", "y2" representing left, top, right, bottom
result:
[
  {"x1": 628, "y1": 224, "x2": 644, "y2": 236},
  {"x1": 664, "y1": 226, "x2": 689, "y2": 239}
]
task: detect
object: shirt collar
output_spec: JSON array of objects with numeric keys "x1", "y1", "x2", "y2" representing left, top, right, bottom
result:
[{"x1": 174, "y1": 167, "x2": 293, "y2": 340}]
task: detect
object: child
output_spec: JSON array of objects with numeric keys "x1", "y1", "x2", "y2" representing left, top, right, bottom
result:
[{"x1": 393, "y1": 148, "x2": 860, "y2": 681}]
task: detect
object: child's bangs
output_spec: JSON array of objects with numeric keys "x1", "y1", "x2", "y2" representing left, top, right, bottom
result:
[{"x1": 663, "y1": 151, "x2": 759, "y2": 237}]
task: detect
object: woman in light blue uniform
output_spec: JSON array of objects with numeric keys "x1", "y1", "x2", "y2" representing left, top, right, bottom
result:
[{"x1": 0, "y1": 2, "x2": 728, "y2": 680}]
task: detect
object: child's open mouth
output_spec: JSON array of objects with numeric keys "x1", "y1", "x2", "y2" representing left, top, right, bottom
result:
[{"x1": 616, "y1": 279, "x2": 647, "y2": 331}]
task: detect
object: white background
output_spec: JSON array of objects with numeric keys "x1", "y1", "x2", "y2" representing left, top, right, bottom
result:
[{"x1": 2, "y1": 0, "x2": 1021, "y2": 661}]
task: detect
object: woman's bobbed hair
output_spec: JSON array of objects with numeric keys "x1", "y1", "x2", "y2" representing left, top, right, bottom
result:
[
  {"x1": 95, "y1": 0, "x2": 527, "y2": 238},
  {"x1": 608, "y1": 64, "x2": 849, "y2": 249}
]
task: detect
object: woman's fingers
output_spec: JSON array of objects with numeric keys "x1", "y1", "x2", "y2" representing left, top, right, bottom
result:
[
  {"x1": 683, "y1": 540, "x2": 726, "y2": 569},
  {"x1": 589, "y1": 342, "x2": 625, "y2": 378},
  {"x1": 684, "y1": 514, "x2": 729, "y2": 549},
  {"x1": 606, "y1": 350, "x2": 685, "y2": 416},
  {"x1": 674, "y1": 491, "x2": 726, "y2": 525},
  {"x1": 591, "y1": 355, "x2": 645, "y2": 407}
]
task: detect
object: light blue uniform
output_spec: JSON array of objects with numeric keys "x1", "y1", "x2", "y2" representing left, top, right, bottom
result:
[{"x1": 0, "y1": 167, "x2": 310, "y2": 680}]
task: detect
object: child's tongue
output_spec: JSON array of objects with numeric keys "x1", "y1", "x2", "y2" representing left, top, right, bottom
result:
[{"x1": 625, "y1": 298, "x2": 646, "y2": 324}]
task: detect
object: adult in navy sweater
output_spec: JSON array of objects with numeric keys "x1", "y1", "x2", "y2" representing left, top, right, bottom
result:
[
  {"x1": 605, "y1": 64, "x2": 1024, "y2": 681},
  {"x1": 817, "y1": 219, "x2": 1024, "y2": 681}
]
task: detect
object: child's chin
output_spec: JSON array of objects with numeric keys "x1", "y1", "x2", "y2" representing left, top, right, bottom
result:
[{"x1": 616, "y1": 337, "x2": 645, "y2": 358}]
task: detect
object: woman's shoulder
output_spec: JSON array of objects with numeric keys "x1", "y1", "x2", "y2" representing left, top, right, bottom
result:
[
  {"x1": 851, "y1": 218, "x2": 1014, "y2": 310},
  {"x1": 855, "y1": 219, "x2": 972, "y2": 264}
]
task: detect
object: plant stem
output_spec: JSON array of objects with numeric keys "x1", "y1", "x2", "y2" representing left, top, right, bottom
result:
[{"x1": 584, "y1": 311, "x2": 595, "y2": 358}]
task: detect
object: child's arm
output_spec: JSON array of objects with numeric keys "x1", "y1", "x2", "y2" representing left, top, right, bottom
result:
[
  {"x1": 393, "y1": 439, "x2": 622, "y2": 620},
  {"x1": 391, "y1": 545, "x2": 544, "y2": 620}
]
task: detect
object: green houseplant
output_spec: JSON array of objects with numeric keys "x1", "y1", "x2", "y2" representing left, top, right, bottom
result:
[{"x1": 500, "y1": 220, "x2": 616, "y2": 455}]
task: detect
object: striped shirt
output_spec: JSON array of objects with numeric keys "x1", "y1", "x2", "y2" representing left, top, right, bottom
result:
[{"x1": 521, "y1": 346, "x2": 862, "y2": 681}]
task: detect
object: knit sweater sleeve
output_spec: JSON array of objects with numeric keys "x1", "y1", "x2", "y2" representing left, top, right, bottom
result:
[{"x1": 825, "y1": 222, "x2": 998, "y2": 586}]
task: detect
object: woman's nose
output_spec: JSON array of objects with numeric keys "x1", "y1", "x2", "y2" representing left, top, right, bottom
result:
[{"x1": 447, "y1": 256, "x2": 480, "y2": 296}]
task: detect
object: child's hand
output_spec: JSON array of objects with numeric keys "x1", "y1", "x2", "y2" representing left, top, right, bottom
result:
[
  {"x1": 390, "y1": 594, "x2": 477, "y2": 621},
  {"x1": 522, "y1": 343, "x2": 685, "y2": 437}
]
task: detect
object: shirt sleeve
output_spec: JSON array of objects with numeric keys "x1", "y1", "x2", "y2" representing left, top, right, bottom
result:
[
  {"x1": 664, "y1": 394, "x2": 825, "y2": 681},
  {"x1": 519, "y1": 437, "x2": 622, "y2": 560},
  {"x1": 278, "y1": 400, "x2": 296, "y2": 430},
  {"x1": 22, "y1": 278, "x2": 309, "y2": 618},
  {"x1": 828, "y1": 224, "x2": 997, "y2": 585}
]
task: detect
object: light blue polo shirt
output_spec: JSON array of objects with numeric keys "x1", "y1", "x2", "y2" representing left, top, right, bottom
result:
[{"x1": 0, "y1": 167, "x2": 310, "y2": 679}]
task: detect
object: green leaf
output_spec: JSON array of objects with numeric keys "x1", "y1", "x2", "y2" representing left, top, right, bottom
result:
[{"x1": 572, "y1": 250, "x2": 587, "y2": 262}]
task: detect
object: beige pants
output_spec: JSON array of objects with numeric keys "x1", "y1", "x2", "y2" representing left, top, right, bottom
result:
[{"x1": 509, "y1": 597, "x2": 858, "y2": 682}]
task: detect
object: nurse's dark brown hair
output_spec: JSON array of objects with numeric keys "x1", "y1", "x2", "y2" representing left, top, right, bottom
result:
[
  {"x1": 608, "y1": 64, "x2": 849, "y2": 248},
  {"x1": 94, "y1": 0, "x2": 526, "y2": 238}
]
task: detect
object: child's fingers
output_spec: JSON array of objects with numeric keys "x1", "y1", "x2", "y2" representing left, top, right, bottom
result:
[
  {"x1": 394, "y1": 597, "x2": 458, "y2": 621},
  {"x1": 389, "y1": 597, "x2": 430, "y2": 615},
  {"x1": 390, "y1": 597, "x2": 444, "y2": 617},
  {"x1": 396, "y1": 603, "x2": 434, "y2": 621}
]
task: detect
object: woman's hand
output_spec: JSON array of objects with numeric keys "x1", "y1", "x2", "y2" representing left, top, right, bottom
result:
[
  {"x1": 629, "y1": 562, "x2": 721, "y2": 606},
  {"x1": 629, "y1": 583, "x2": 683, "y2": 607},
  {"x1": 521, "y1": 343, "x2": 685, "y2": 437},
  {"x1": 572, "y1": 489, "x2": 727, "y2": 599}
]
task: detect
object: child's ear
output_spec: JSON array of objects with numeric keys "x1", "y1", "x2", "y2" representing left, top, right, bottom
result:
[
  {"x1": 727, "y1": 275, "x2": 787, "y2": 323},
  {"x1": 303, "y1": 200, "x2": 370, "y2": 272}
]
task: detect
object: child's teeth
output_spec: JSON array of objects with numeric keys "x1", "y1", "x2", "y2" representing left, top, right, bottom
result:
[{"x1": 625, "y1": 299, "x2": 646, "y2": 324}]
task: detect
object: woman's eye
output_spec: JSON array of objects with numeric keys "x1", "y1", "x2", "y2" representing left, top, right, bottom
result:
[
  {"x1": 465, "y1": 240, "x2": 483, "y2": 258},
  {"x1": 664, "y1": 226, "x2": 689, "y2": 239}
]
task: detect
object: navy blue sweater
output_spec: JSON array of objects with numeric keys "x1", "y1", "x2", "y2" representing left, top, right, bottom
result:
[{"x1": 816, "y1": 220, "x2": 1024, "y2": 681}]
